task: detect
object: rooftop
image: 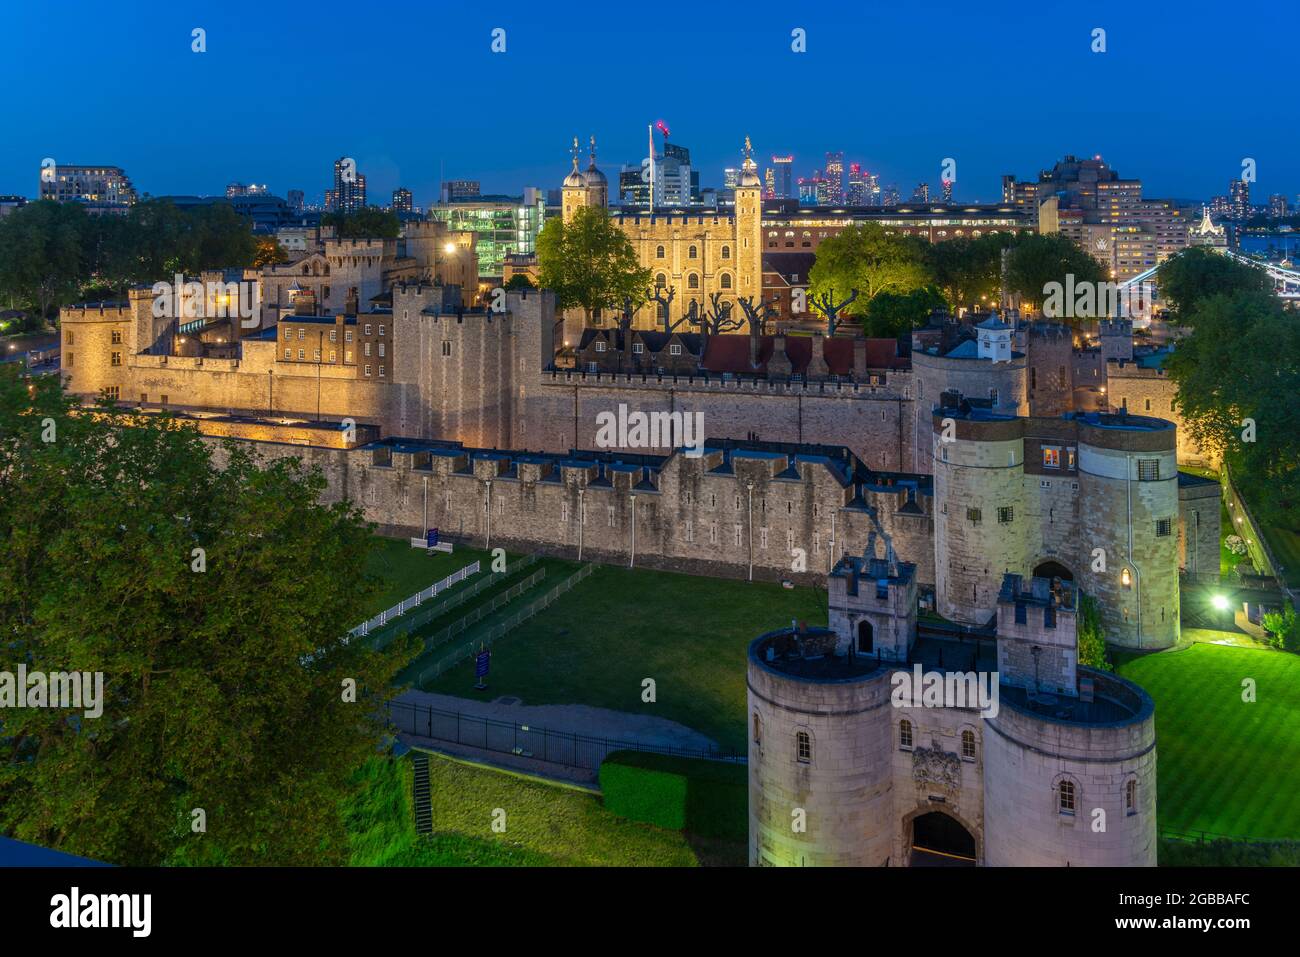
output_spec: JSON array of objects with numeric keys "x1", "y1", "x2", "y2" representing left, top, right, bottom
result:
[{"x1": 750, "y1": 627, "x2": 884, "y2": 682}]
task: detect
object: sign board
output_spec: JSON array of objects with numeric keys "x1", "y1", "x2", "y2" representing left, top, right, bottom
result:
[
  {"x1": 426, "y1": 528, "x2": 440, "y2": 549},
  {"x1": 475, "y1": 650, "x2": 490, "y2": 678}
]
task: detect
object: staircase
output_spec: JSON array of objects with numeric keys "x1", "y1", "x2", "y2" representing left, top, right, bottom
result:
[{"x1": 411, "y1": 753, "x2": 432, "y2": 835}]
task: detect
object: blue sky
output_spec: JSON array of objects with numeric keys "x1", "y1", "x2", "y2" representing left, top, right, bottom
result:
[{"x1": 2, "y1": 0, "x2": 1295, "y2": 206}]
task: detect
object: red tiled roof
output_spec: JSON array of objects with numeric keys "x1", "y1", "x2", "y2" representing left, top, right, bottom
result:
[{"x1": 701, "y1": 334, "x2": 903, "y2": 376}]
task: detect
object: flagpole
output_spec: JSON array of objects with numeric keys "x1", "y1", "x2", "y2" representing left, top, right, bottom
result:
[{"x1": 648, "y1": 123, "x2": 655, "y2": 214}]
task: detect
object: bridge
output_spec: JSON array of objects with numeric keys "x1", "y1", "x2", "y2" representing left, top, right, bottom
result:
[{"x1": 1120, "y1": 249, "x2": 1300, "y2": 300}]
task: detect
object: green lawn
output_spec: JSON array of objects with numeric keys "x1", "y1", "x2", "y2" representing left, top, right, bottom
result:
[
  {"x1": 361, "y1": 536, "x2": 493, "y2": 618},
  {"x1": 1119, "y1": 643, "x2": 1300, "y2": 841},
  {"x1": 346, "y1": 751, "x2": 714, "y2": 866},
  {"x1": 423, "y1": 565, "x2": 826, "y2": 750}
]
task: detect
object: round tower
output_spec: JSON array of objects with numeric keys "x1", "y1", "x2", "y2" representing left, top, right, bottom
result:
[
  {"x1": 931, "y1": 409, "x2": 1028, "y2": 624},
  {"x1": 747, "y1": 626, "x2": 894, "y2": 866},
  {"x1": 1074, "y1": 413, "x2": 1180, "y2": 650},
  {"x1": 983, "y1": 668, "x2": 1157, "y2": 866}
]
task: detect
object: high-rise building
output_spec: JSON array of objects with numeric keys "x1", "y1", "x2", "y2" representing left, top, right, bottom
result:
[
  {"x1": 772, "y1": 155, "x2": 793, "y2": 199},
  {"x1": 1268, "y1": 193, "x2": 1288, "y2": 218},
  {"x1": 846, "y1": 163, "x2": 869, "y2": 205},
  {"x1": 331, "y1": 157, "x2": 367, "y2": 213},
  {"x1": 763, "y1": 167, "x2": 776, "y2": 200},
  {"x1": 1229, "y1": 178, "x2": 1250, "y2": 219},
  {"x1": 882, "y1": 184, "x2": 900, "y2": 207},
  {"x1": 441, "y1": 180, "x2": 481, "y2": 203},
  {"x1": 286, "y1": 189, "x2": 305, "y2": 212},
  {"x1": 942, "y1": 179, "x2": 954, "y2": 203},
  {"x1": 824, "y1": 151, "x2": 845, "y2": 204},
  {"x1": 797, "y1": 175, "x2": 822, "y2": 207},
  {"x1": 723, "y1": 168, "x2": 739, "y2": 190},
  {"x1": 910, "y1": 183, "x2": 930, "y2": 203},
  {"x1": 392, "y1": 188, "x2": 413, "y2": 213},
  {"x1": 649, "y1": 142, "x2": 694, "y2": 206},
  {"x1": 38, "y1": 164, "x2": 136, "y2": 212}
]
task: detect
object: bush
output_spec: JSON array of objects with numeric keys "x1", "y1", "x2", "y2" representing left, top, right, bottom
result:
[
  {"x1": 1225, "y1": 534, "x2": 1247, "y2": 556},
  {"x1": 1160, "y1": 837, "x2": 1300, "y2": 867},
  {"x1": 599, "y1": 751, "x2": 746, "y2": 841}
]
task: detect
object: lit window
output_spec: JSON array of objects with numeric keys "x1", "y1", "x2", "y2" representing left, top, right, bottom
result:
[
  {"x1": 670, "y1": 344, "x2": 682, "y2": 355},
  {"x1": 1043, "y1": 447, "x2": 1061, "y2": 469},
  {"x1": 595, "y1": 341, "x2": 606, "y2": 353}
]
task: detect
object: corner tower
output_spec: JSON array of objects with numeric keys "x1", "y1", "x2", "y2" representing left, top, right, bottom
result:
[{"x1": 733, "y1": 136, "x2": 764, "y2": 301}]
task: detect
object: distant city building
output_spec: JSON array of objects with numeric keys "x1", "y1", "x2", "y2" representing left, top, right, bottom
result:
[
  {"x1": 723, "y1": 167, "x2": 739, "y2": 190},
  {"x1": 286, "y1": 189, "x2": 305, "y2": 212},
  {"x1": 1006, "y1": 155, "x2": 1190, "y2": 279},
  {"x1": 882, "y1": 184, "x2": 900, "y2": 207},
  {"x1": 797, "y1": 175, "x2": 823, "y2": 207},
  {"x1": 330, "y1": 157, "x2": 367, "y2": 213},
  {"x1": 441, "y1": 180, "x2": 481, "y2": 203},
  {"x1": 942, "y1": 179, "x2": 954, "y2": 202},
  {"x1": 38, "y1": 164, "x2": 136, "y2": 212},
  {"x1": 772, "y1": 155, "x2": 793, "y2": 199},
  {"x1": 1188, "y1": 207, "x2": 1228, "y2": 248},
  {"x1": 763, "y1": 167, "x2": 776, "y2": 200},
  {"x1": 824, "y1": 151, "x2": 845, "y2": 204},
  {"x1": 846, "y1": 164, "x2": 869, "y2": 205},
  {"x1": 1229, "y1": 178, "x2": 1250, "y2": 220},
  {"x1": 619, "y1": 166, "x2": 649, "y2": 206},
  {"x1": 911, "y1": 183, "x2": 930, "y2": 203},
  {"x1": 226, "y1": 182, "x2": 268, "y2": 198},
  {"x1": 392, "y1": 188, "x2": 414, "y2": 213},
  {"x1": 427, "y1": 187, "x2": 546, "y2": 278},
  {"x1": 1268, "y1": 193, "x2": 1289, "y2": 218},
  {"x1": 654, "y1": 142, "x2": 694, "y2": 206}
]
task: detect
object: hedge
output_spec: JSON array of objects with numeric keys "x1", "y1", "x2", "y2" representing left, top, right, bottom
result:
[{"x1": 599, "y1": 750, "x2": 746, "y2": 841}]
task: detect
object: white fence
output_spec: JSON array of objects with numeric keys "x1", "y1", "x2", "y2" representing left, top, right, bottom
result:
[{"x1": 348, "y1": 560, "x2": 482, "y2": 639}]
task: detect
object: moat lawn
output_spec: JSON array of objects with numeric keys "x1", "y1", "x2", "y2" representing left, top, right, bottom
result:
[
  {"x1": 346, "y1": 750, "x2": 722, "y2": 866},
  {"x1": 1119, "y1": 643, "x2": 1300, "y2": 841},
  {"x1": 361, "y1": 536, "x2": 494, "y2": 617},
  {"x1": 422, "y1": 565, "x2": 827, "y2": 751}
]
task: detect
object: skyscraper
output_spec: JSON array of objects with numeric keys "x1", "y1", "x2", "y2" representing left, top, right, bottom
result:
[
  {"x1": 392, "y1": 188, "x2": 413, "y2": 213},
  {"x1": 824, "y1": 151, "x2": 845, "y2": 204},
  {"x1": 772, "y1": 155, "x2": 793, "y2": 199},
  {"x1": 331, "y1": 157, "x2": 367, "y2": 213},
  {"x1": 846, "y1": 163, "x2": 868, "y2": 205},
  {"x1": 942, "y1": 179, "x2": 954, "y2": 203},
  {"x1": 763, "y1": 167, "x2": 776, "y2": 199},
  {"x1": 1229, "y1": 178, "x2": 1250, "y2": 219}
]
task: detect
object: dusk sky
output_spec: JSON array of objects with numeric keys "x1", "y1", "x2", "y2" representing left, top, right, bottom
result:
[{"x1": 3, "y1": 0, "x2": 1295, "y2": 206}]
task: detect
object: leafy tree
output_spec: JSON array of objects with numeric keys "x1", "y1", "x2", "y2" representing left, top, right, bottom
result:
[
  {"x1": 322, "y1": 208, "x2": 400, "y2": 240},
  {"x1": 808, "y1": 223, "x2": 930, "y2": 310},
  {"x1": 0, "y1": 200, "x2": 86, "y2": 318},
  {"x1": 1076, "y1": 593, "x2": 1112, "y2": 672},
  {"x1": 1166, "y1": 289, "x2": 1300, "y2": 530},
  {"x1": 0, "y1": 366, "x2": 416, "y2": 865},
  {"x1": 1004, "y1": 233, "x2": 1105, "y2": 317},
  {"x1": 861, "y1": 285, "x2": 948, "y2": 338},
  {"x1": 536, "y1": 206, "x2": 651, "y2": 323},
  {"x1": 1157, "y1": 246, "x2": 1271, "y2": 322},
  {"x1": 924, "y1": 233, "x2": 1013, "y2": 312},
  {"x1": 253, "y1": 236, "x2": 289, "y2": 268},
  {"x1": 503, "y1": 273, "x2": 535, "y2": 290}
]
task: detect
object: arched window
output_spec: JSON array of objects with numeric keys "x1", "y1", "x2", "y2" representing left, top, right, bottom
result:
[
  {"x1": 960, "y1": 729, "x2": 976, "y2": 760},
  {"x1": 687, "y1": 274, "x2": 700, "y2": 290},
  {"x1": 301, "y1": 264, "x2": 310, "y2": 276},
  {"x1": 656, "y1": 245, "x2": 665, "y2": 259},
  {"x1": 752, "y1": 713, "x2": 761, "y2": 745},
  {"x1": 720, "y1": 273, "x2": 733, "y2": 289},
  {"x1": 899, "y1": 719, "x2": 913, "y2": 750},
  {"x1": 688, "y1": 245, "x2": 698, "y2": 259},
  {"x1": 795, "y1": 731, "x2": 811, "y2": 764},
  {"x1": 655, "y1": 273, "x2": 666, "y2": 288},
  {"x1": 1125, "y1": 779, "x2": 1137, "y2": 816},
  {"x1": 721, "y1": 245, "x2": 731, "y2": 259},
  {"x1": 323, "y1": 264, "x2": 330, "y2": 276},
  {"x1": 1058, "y1": 779, "x2": 1077, "y2": 815}
]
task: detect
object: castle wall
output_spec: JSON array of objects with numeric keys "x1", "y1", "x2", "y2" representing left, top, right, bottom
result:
[
  {"x1": 910, "y1": 350, "x2": 1027, "y2": 476},
  {"x1": 1178, "y1": 477, "x2": 1222, "y2": 584},
  {"x1": 1106, "y1": 362, "x2": 1219, "y2": 468},
  {"x1": 891, "y1": 706, "x2": 986, "y2": 865},
  {"x1": 1025, "y1": 323, "x2": 1074, "y2": 416}
]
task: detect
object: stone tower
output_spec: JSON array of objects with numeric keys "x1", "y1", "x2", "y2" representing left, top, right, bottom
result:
[{"x1": 732, "y1": 136, "x2": 765, "y2": 302}]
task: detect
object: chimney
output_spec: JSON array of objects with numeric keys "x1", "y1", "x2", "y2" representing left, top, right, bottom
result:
[
  {"x1": 767, "y1": 334, "x2": 793, "y2": 377},
  {"x1": 853, "y1": 338, "x2": 867, "y2": 379},
  {"x1": 807, "y1": 333, "x2": 830, "y2": 379}
]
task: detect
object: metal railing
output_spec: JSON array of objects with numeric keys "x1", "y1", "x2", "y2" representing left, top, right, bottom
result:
[
  {"x1": 369, "y1": 555, "x2": 542, "y2": 650},
  {"x1": 387, "y1": 698, "x2": 745, "y2": 771},
  {"x1": 417, "y1": 563, "x2": 599, "y2": 688},
  {"x1": 348, "y1": 560, "x2": 481, "y2": 639},
  {"x1": 1160, "y1": 825, "x2": 1296, "y2": 846},
  {"x1": 413, "y1": 569, "x2": 548, "y2": 669}
]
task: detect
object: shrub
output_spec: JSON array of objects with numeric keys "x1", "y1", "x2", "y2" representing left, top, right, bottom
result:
[
  {"x1": 1225, "y1": 534, "x2": 1247, "y2": 556},
  {"x1": 599, "y1": 751, "x2": 746, "y2": 841}
]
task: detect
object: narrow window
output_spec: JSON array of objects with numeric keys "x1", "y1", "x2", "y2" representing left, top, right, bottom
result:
[{"x1": 796, "y1": 731, "x2": 811, "y2": 764}]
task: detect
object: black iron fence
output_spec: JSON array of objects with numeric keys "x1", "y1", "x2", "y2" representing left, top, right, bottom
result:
[{"x1": 387, "y1": 699, "x2": 745, "y2": 772}]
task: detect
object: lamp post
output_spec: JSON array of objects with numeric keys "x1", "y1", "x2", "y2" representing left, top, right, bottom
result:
[{"x1": 577, "y1": 486, "x2": 585, "y2": 561}]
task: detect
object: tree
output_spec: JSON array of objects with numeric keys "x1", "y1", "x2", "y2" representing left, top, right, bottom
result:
[
  {"x1": 252, "y1": 236, "x2": 289, "y2": 268},
  {"x1": 646, "y1": 284, "x2": 684, "y2": 333},
  {"x1": 322, "y1": 208, "x2": 401, "y2": 240},
  {"x1": 809, "y1": 287, "x2": 858, "y2": 335},
  {"x1": 1004, "y1": 233, "x2": 1104, "y2": 316},
  {"x1": 688, "y1": 292, "x2": 743, "y2": 337},
  {"x1": 861, "y1": 285, "x2": 948, "y2": 338},
  {"x1": 924, "y1": 233, "x2": 1013, "y2": 312},
  {"x1": 808, "y1": 223, "x2": 930, "y2": 311},
  {"x1": 1263, "y1": 603, "x2": 1300, "y2": 653},
  {"x1": 536, "y1": 206, "x2": 651, "y2": 323},
  {"x1": 1166, "y1": 289, "x2": 1300, "y2": 530},
  {"x1": 0, "y1": 200, "x2": 86, "y2": 318},
  {"x1": 503, "y1": 273, "x2": 535, "y2": 290},
  {"x1": 1157, "y1": 246, "x2": 1271, "y2": 322},
  {"x1": 0, "y1": 366, "x2": 416, "y2": 865},
  {"x1": 1076, "y1": 593, "x2": 1113, "y2": 672}
]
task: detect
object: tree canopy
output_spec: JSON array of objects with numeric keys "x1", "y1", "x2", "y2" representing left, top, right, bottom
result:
[
  {"x1": 0, "y1": 366, "x2": 416, "y2": 865},
  {"x1": 861, "y1": 285, "x2": 948, "y2": 338},
  {"x1": 537, "y1": 206, "x2": 651, "y2": 321},
  {"x1": 1003, "y1": 232, "x2": 1106, "y2": 316},
  {"x1": 322, "y1": 208, "x2": 401, "y2": 240},
  {"x1": 808, "y1": 223, "x2": 930, "y2": 310},
  {"x1": 1157, "y1": 246, "x2": 1272, "y2": 321}
]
